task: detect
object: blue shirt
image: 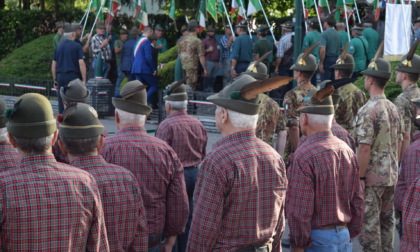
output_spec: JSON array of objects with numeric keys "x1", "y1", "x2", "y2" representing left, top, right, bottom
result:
[
  {"x1": 220, "y1": 35, "x2": 231, "y2": 60},
  {"x1": 121, "y1": 38, "x2": 136, "y2": 72},
  {"x1": 231, "y1": 34, "x2": 253, "y2": 62},
  {"x1": 53, "y1": 39, "x2": 84, "y2": 74}
]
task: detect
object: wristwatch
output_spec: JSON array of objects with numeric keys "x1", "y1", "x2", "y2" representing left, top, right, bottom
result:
[{"x1": 231, "y1": 67, "x2": 235, "y2": 70}]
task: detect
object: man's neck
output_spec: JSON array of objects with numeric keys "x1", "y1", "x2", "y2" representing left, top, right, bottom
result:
[
  {"x1": 401, "y1": 81, "x2": 416, "y2": 91},
  {"x1": 117, "y1": 124, "x2": 143, "y2": 130},
  {"x1": 305, "y1": 126, "x2": 331, "y2": 137},
  {"x1": 169, "y1": 110, "x2": 186, "y2": 116},
  {"x1": 68, "y1": 152, "x2": 98, "y2": 163},
  {"x1": 220, "y1": 127, "x2": 254, "y2": 138},
  {"x1": 369, "y1": 88, "x2": 385, "y2": 97}
]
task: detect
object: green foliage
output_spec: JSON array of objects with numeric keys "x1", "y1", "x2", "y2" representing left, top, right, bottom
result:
[
  {"x1": 0, "y1": 34, "x2": 55, "y2": 79},
  {"x1": 157, "y1": 60, "x2": 176, "y2": 89},
  {"x1": 157, "y1": 45, "x2": 178, "y2": 65}
]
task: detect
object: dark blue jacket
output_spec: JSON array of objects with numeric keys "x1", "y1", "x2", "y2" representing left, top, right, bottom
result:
[{"x1": 131, "y1": 36, "x2": 156, "y2": 74}]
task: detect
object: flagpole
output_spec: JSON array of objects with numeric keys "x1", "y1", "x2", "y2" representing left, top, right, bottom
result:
[
  {"x1": 344, "y1": 5, "x2": 351, "y2": 41},
  {"x1": 221, "y1": 0, "x2": 236, "y2": 37},
  {"x1": 301, "y1": 0, "x2": 308, "y2": 32},
  {"x1": 257, "y1": 0, "x2": 276, "y2": 42},
  {"x1": 80, "y1": 9, "x2": 88, "y2": 25},
  {"x1": 81, "y1": 0, "x2": 93, "y2": 37},
  {"x1": 353, "y1": 0, "x2": 361, "y2": 23},
  {"x1": 313, "y1": 0, "x2": 324, "y2": 32},
  {"x1": 325, "y1": 1, "x2": 331, "y2": 13},
  {"x1": 238, "y1": 0, "x2": 253, "y2": 39},
  {"x1": 90, "y1": 0, "x2": 106, "y2": 35}
]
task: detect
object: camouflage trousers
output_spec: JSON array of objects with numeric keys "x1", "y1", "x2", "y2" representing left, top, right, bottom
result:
[
  {"x1": 359, "y1": 186, "x2": 395, "y2": 252},
  {"x1": 183, "y1": 69, "x2": 198, "y2": 90}
]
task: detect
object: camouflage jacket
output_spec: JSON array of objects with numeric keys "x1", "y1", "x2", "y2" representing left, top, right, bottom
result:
[
  {"x1": 335, "y1": 82, "x2": 367, "y2": 135},
  {"x1": 393, "y1": 84, "x2": 420, "y2": 140},
  {"x1": 178, "y1": 33, "x2": 204, "y2": 70},
  {"x1": 283, "y1": 85, "x2": 318, "y2": 128},
  {"x1": 256, "y1": 94, "x2": 287, "y2": 146},
  {"x1": 354, "y1": 94, "x2": 403, "y2": 187}
]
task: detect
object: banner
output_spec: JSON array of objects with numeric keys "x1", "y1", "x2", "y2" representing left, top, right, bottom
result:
[
  {"x1": 207, "y1": 0, "x2": 218, "y2": 22},
  {"x1": 247, "y1": 0, "x2": 262, "y2": 16},
  {"x1": 384, "y1": 3, "x2": 411, "y2": 59}
]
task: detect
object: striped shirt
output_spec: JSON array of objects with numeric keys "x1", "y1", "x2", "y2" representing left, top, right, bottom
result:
[
  {"x1": 91, "y1": 34, "x2": 112, "y2": 61},
  {"x1": 0, "y1": 142, "x2": 19, "y2": 172},
  {"x1": 71, "y1": 155, "x2": 148, "y2": 251},
  {"x1": 276, "y1": 32, "x2": 293, "y2": 58},
  {"x1": 0, "y1": 154, "x2": 109, "y2": 251},
  {"x1": 220, "y1": 35, "x2": 231, "y2": 60},
  {"x1": 287, "y1": 131, "x2": 364, "y2": 249},
  {"x1": 101, "y1": 126, "x2": 189, "y2": 237}
]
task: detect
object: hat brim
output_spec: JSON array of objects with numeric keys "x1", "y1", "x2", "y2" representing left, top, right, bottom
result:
[
  {"x1": 394, "y1": 64, "x2": 420, "y2": 74},
  {"x1": 240, "y1": 71, "x2": 268, "y2": 80},
  {"x1": 297, "y1": 105, "x2": 334, "y2": 115},
  {"x1": 207, "y1": 94, "x2": 260, "y2": 115},
  {"x1": 360, "y1": 69, "x2": 391, "y2": 79},
  {"x1": 330, "y1": 63, "x2": 355, "y2": 70},
  {"x1": 163, "y1": 93, "x2": 189, "y2": 101},
  {"x1": 60, "y1": 89, "x2": 91, "y2": 103},
  {"x1": 112, "y1": 97, "x2": 152, "y2": 115}
]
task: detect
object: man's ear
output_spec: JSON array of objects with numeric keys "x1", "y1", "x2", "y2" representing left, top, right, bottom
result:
[
  {"x1": 8, "y1": 133, "x2": 17, "y2": 148},
  {"x1": 58, "y1": 139, "x2": 68, "y2": 156},
  {"x1": 97, "y1": 135, "x2": 105, "y2": 152}
]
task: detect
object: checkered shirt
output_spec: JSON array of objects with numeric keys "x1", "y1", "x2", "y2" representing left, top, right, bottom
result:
[
  {"x1": 71, "y1": 155, "x2": 148, "y2": 251},
  {"x1": 155, "y1": 111, "x2": 207, "y2": 167},
  {"x1": 187, "y1": 131, "x2": 287, "y2": 252},
  {"x1": 101, "y1": 126, "x2": 189, "y2": 237},
  {"x1": 287, "y1": 131, "x2": 364, "y2": 249},
  {"x1": 276, "y1": 32, "x2": 293, "y2": 58},
  {"x1": 0, "y1": 142, "x2": 19, "y2": 172},
  {"x1": 91, "y1": 34, "x2": 112, "y2": 62},
  {"x1": 0, "y1": 154, "x2": 109, "y2": 251},
  {"x1": 400, "y1": 176, "x2": 420, "y2": 251},
  {"x1": 395, "y1": 132, "x2": 420, "y2": 212},
  {"x1": 220, "y1": 35, "x2": 231, "y2": 60}
]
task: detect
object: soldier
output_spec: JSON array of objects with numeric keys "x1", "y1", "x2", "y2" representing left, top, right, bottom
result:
[
  {"x1": 283, "y1": 44, "x2": 319, "y2": 161},
  {"x1": 400, "y1": 175, "x2": 420, "y2": 251},
  {"x1": 155, "y1": 80, "x2": 208, "y2": 252},
  {"x1": 2, "y1": 93, "x2": 108, "y2": 250},
  {"x1": 347, "y1": 25, "x2": 369, "y2": 78},
  {"x1": 393, "y1": 41, "x2": 420, "y2": 157},
  {"x1": 58, "y1": 103, "x2": 148, "y2": 251},
  {"x1": 187, "y1": 74, "x2": 288, "y2": 251},
  {"x1": 275, "y1": 21, "x2": 294, "y2": 77},
  {"x1": 101, "y1": 80, "x2": 189, "y2": 251},
  {"x1": 362, "y1": 23, "x2": 379, "y2": 61},
  {"x1": 230, "y1": 20, "x2": 253, "y2": 77},
  {"x1": 0, "y1": 98, "x2": 19, "y2": 172},
  {"x1": 355, "y1": 49, "x2": 403, "y2": 252},
  {"x1": 319, "y1": 14, "x2": 341, "y2": 81},
  {"x1": 178, "y1": 20, "x2": 207, "y2": 90},
  {"x1": 287, "y1": 88, "x2": 364, "y2": 251},
  {"x1": 53, "y1": 21, "x2": 63, "y2": 49},
  {"x1": 331, "y1": 45, "x2": 367, "y2": 135}
]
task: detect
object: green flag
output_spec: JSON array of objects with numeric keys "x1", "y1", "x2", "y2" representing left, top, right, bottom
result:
[
  {"x1": 217, "y1": 0, "x2": 224, "y2": 15},
  {"x1": 207, "y1": 0, "x2": 217, "y2": 23},
  {"x1": 306, "y1": 0, "x2": 314, "y2": 8},
  {"x1": 169, "y1": 0, "x2": 176, "y2": 20},
  {"x1": 247, "y1": 0, "x2": 262, "y2": 16}
]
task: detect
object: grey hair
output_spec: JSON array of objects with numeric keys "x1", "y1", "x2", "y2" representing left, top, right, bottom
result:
[
  {"x1": 60, "y1": 136, "x2": 101, "y2": 156},
  {"x1": 64, "y1": 32, "x2": 74, "y2": 38},
  {"x1": 354, "y1": 29, "x2": 363, "y2": 36},
  {"x1": 143, "y1": 26, "x2": 153, "y2": 34},
  {"x1": 0, "y1": 128, "x2": 9, "y2": 144},
  {"x1": 12, "y1": 134, "x2": 54, "y2": 154},
  {"x1": 306, "y1": 113, "x2": 334, "y2": 128},
  {"x1": 116, "y1": 108, "x2": 146, "y2": 126},
  {"x1": 166, "y1": 100, "x2": 188, "y2": 111},
  {"x1": 216, "y1": 106, "x2": 259, "y2": 129}
]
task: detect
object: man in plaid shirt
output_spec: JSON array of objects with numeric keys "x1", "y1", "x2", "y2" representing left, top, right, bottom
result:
[
  {"x1": 58, "y1": 103, "x2": 149, "y2": 251},
  {"x1": 400, "y1": 176, "x2": 420, "y2": 251},
  {"x1": 187, "y1": 74, "x2": 288, "y2": 251},
  {"x1": 91, "y1": 22, "x2": 112, "y2": 78},
  {"x1": 0, "y1": 98, "x2": 19, "y2": 172},
  {"x1": 101, "y1": 80, "x2": 189, "y2": 252},
  {"x1": 286, "y1": 89, "x2": 364, "y2": 251},
  {"x1": 2, "y1": 93, "x2": 109, "y2": 251},
  {"x1": 155, "y1": 81, "x2": 207, "y2": 252}
]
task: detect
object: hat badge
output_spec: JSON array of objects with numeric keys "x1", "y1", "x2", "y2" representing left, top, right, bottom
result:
[
  {"x1": 297, "y1": 58, "x2": 307, "y2": 66},
  {"x1": 401, "y1": 59, "x2": 412, "y2": 68},
  {"x1": 368, "y1": 60, "x2": 378, "y2": 70},
  {"x1": 336, "y1": 57, "x2": 345, "y2": 64}
]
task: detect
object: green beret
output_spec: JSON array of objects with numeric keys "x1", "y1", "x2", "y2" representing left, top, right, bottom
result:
[
  {"x1": 59, "y1": 103, "x2": 104, "y2": 139},
  {"x1": 6, "y1": 93, "x2": 56, "y2": 138},
  {"x1": 112, "y1": 80, "x2": 152, "y2": 115}
]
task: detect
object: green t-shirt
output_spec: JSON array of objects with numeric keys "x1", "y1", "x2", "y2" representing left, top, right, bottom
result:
[
  {"x1": 348, "y1": 36, "x2": 369, "y2": 72},
  {"x1": 320, "y1": 28, "x2": 341, "y2": 57},
  {"x1": 253, "y1": 38, "x2": 273, "y2": 65},
  {"x1": 157, "y1": 38, "x2": 168, "y2": 53},
  {"x1": 302, "y1": 30, "x2": 321, "y2": 62},
  {"x1": 53, "y1": 33, "x2": 62, "y2": 49},
  {"x1": 338, "y1": 30, "x2": 349, "y2": 49},
  {"x1": 114, "y1": 39, "x2": 124, "y2": 67},
  {"x1": 362, "y1": 28, "x2": 379, "y2": 60}
]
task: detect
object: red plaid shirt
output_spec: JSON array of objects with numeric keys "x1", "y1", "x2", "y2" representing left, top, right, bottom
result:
[
  {"x1": 0, "y1": 142, "x2": 19, "y2": 172},
  {"x1": 71, "y1": 155, "x2": 148, "y2": 251},
  {"x1": 286, "y1": 131, "x2": 364, "y2": 249},
  {"x1": 400, "y1": 176, "x2": 420, "y2": 251},
  {"x1": 155, "y1": 111, "x2": 207, "y2": 167},
  {"x1": 187, "y1": 131, "x2": 287, "y2": 252},
  {"x1": 0, "y1": 154, "x2": 109, "y2": 251},
  {"x1": 395, "y1": 132, "x2": 420, "y2": 212},
  {"x1": 101, "y1": 126, "x2": 189, "y2": 236}
]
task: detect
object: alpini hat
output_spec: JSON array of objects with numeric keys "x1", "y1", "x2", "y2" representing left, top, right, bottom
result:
[
  {"x1": 241, "y1": 51, "x2": 272, "y2": 80},
  {"x1": 331, "y1": 42, "x2": 355, "y2": 71},
  {"x1": 71, "y1": 22, "x2": 82, "y2": 30},
  {"x1": 60, "y1": 79, "x2": 90, "y2": 104},
  {"x1": 5, "y1": 93, "x2": 56, "y2": 138},
  {"x1": 164, "y1": 78, "x2": 188, "y2": 101},
  {"x1": 298, "y1": 86, "x2": 335, "y2": 115},
  {"x1": 395, "y1": 41, "x2": 420, "y2": 74},
  {"x1": 290, "y1": 42, "x2": 320, "y2": 72},
  {"x1": 56, "y1": 21, "x2": 63, "y2": 29},
  {"x1": 0, "y1": 99, "x2": 8, "y2": 128},
  {"x1": 58, "y1": 103, "x2": 104, "y2": 139},
  {"x1": 207, "y1": 75, "x2": 293, "y2": 115},
  {"x1": 361, "y1": 42, "x2": 392, "y2": 79},
  {"x1": 112, "y1": 80, "x2": 152, "y2": 115},
  {"x1": 63, "y1": 22, "x2": 75, "y2": 33},
  {"x1": 188, "y1": 20, "x2": 199, "y2": 29}
]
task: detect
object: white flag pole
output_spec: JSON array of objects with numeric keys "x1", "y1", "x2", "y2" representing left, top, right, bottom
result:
[
  {"x1": 90, "y1": 0, "x2": 106, "y2": 35},
  {"x1": 344, "y1": 5, "x2": 351, "y2": 41},
  {"x1": 221, "y1": 0, "x2": 236, "y2": 37},
  {"x1": 81, "y1": 0, "x2": 93, "y2": 37},
  {"x1": 314, "y1": 0, "x2": 324, "y2": 32},
  {"x1": 257, "y1": 0, "x2": 277, "y2": 42}
]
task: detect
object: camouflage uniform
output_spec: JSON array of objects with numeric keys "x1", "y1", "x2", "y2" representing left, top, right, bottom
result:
[
  {"x1": 393, "y1": 84, "x2": 420, "y2": 140},
  {"x1": 178, "y1": 33, "x2": 205, "y2": 90},
  {"x1": 256, "y1": 94, "x2": 287, "y2": 146},
  {"x1": 354, "y1": 94, "x2": 403, "y2": 252},
  {"x1": 335, "y1": 82, "x2": 367, "y2": 135}
]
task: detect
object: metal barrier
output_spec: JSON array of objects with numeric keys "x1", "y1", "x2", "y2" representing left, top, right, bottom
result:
[{"x1": 0, "y1": 76, "x2": 56, "y2": 99}]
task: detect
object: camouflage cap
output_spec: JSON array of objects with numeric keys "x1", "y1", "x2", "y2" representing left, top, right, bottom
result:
[
  {"x1": 298, "y1": 86, "x2": 335, "y2": 115},
  {"x1": 6, "y1": 93, "x2": 56, "y2": 138},
  {"x1": 112, "y1": 80, "x2": 152, "y2": 115},
  {"x1": 394, "y1": 41, "x2": 420, "y2": 74},
  {"x1": 0, "y1": 98, "x2": 8, "y2": 128},
  {"x1": 59, "y1": 103, "x2": 104, "y2": 139},
  {"x1": 163, "y1": 80, "x2": 188, "y2": 101},
  {"x1": 60, "y1": 79, "x2": 90, "y2": 104}
]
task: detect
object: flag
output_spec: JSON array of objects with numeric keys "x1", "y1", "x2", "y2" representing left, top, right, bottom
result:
[
  {"x1": 335, "y1": 0, "x2": 353, "y2": 21},
  {"x1": 105, "y1": 0, "x2": 121, "y2": 26},
  {"x1": 217, "y1": 0, "x2": 224, "y2": 15},
  {"x1": 207, "y1": 0, "x2": 218, "y2": 22},
  {"x1": 169, "y1": 0, "x2": 176, "y2": 20},
  {"x1": 231, "y1": 0, "x2": 245, "y2": 23},
  {"x1": 135, "y1": 0, "x2": 141, "y2": 18},
  {"x1": 138, "y1": 0, "x2": 148, "y2": 31},
  {"x1": 317, "y1": 0, "x2": 328, "y2": 15},
  {"x1": 198, "y1": 0, "x2": 206, "y2": 31},
  {"x1": 92, "y1": 0, "x2": 104, "y2": 22},
  {"x1": 247, "y1": 0, "x2": 262, "y2": 16}
]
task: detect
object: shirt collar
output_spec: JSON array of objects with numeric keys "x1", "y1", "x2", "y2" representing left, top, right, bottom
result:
[
  {"x1": 370, "y1": 94, "x2": 386, "y2": 101},
  {"x1": 306, "y1": 131, "x2": 334, "y2": 142},
  {"x1": 213, "y1": 130, "x2": 256, "y2": 149},
  {"x1": 20, "y1": 153, "x2": 56, "y2": 167},
  {"x1": 117, "y1": 126, "x2": 146, "y2": 136},
  {"x1": 71, "y1": 155, "x2": 107, "y2": 168},
  {"x1": 405, "y1": 83, "x2": 418, "y2": 93},
  {"x1": 168, "y1": 111, "x2": 188, "y2": 118}
]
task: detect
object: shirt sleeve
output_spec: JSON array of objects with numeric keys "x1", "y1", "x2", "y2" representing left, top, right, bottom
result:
[
  {"x1": 197, "y1": 39, "x2": 205, "y2": 57},
  {"x1": 394, "y1": 96, "x2": 412, "y2": 133},
  {"x1": 155, "y1": 124, "x2": 173, "y2": 146},
  {"x1": 347, "y1": 39, "x2": 356, "y2": 54},
  {"x1": 319, "y1": 32, "x2": 327, "y2": 47},
  {"x1": 231, "y1": 37, "x2": 241, "y2": 60},
  {"x1": 355, "y1": 108, "x2": 374, "y2": 145},
  {"x1": 401, "y1": 178, "x2": 420, "y2": 245},
  {"x1": 91, "y1": 36, "x2": 101, "y2": 54},
  {"x1": 395, "y1": 148, "x2": 420, "y2": 211},
  {"x1": 131, "y1": 179, "x2": 149, "y2": 251},
  {"x1": 302, "y1": 34, "x2": 310, "y2": 50},
  {"x1": 277, "y1": 38, "x2": 285, "y2": 58},
  {"x1": 348, "y1": 155, "x2": 365, "y2": 238},
  {"x1": 220, "y1": 36, "x2": 228, "y2": 49}
]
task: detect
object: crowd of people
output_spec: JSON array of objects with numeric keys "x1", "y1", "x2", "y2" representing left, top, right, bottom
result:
[{"x1": 0, "y1": 7, "x2": 420, "y2": 252}]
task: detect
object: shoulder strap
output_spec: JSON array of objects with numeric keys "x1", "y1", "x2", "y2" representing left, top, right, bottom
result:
[{"x1": 357, "y1": 37, "x2": 369, "y2": 60}]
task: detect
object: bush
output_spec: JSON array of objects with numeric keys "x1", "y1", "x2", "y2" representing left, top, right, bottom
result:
[
  {"x1": 157, "y1": 45, "x2": 178, "y2": 65},
  {"x1": 157, "y1": 60, "x2": 176, "y2": 89}
]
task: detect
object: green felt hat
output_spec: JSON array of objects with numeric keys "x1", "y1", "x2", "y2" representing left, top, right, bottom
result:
[
  {"x1": 55, "y1": 21, "x2": 63, "y2": 29},
  {"x1": 6, "y1": 93, "x2": 56, "y2": 138},
  {"x1": 71, "y1": 22, "x2": 82, "y2": 30},
  {"x1": 331, "y1": 42, "x2": 355, "y2": 71},
  {"x1": 188, "y1": 20, "x2": 199, "y2": 29},
  {"x1": 394, "y1": 41, "x2": 420, "y2": 74},
  {"x1": 59, "y1": 103, "x2": 104, "y2": 139},
  {"x1": 60, "y1": 79, "x2": 90, "y2": 104},
  {"x1": 163, "y1": 79, "x2": 188, "y2": 101},
  {"x1": 241, "y1": 62, "x2": 268, "y2": 80},
  {"x1": 63, "y1": 22, "x2": 75, "y2": 33},
  {"x1": 361, "y1": 42, "x2": 391, "y2": 79},
  {"x1": 298, "y1": 86, "x2": 335, "y2": 115},
  {"x1": 112, "y1": 80, "x2": 152, "y2": 115},
  {"x1": 290, "y1": 52, "x2": 318, "y2": 72},
  {"x1": 0, "y1": 99, "x2": 8, "y2": 128}
]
